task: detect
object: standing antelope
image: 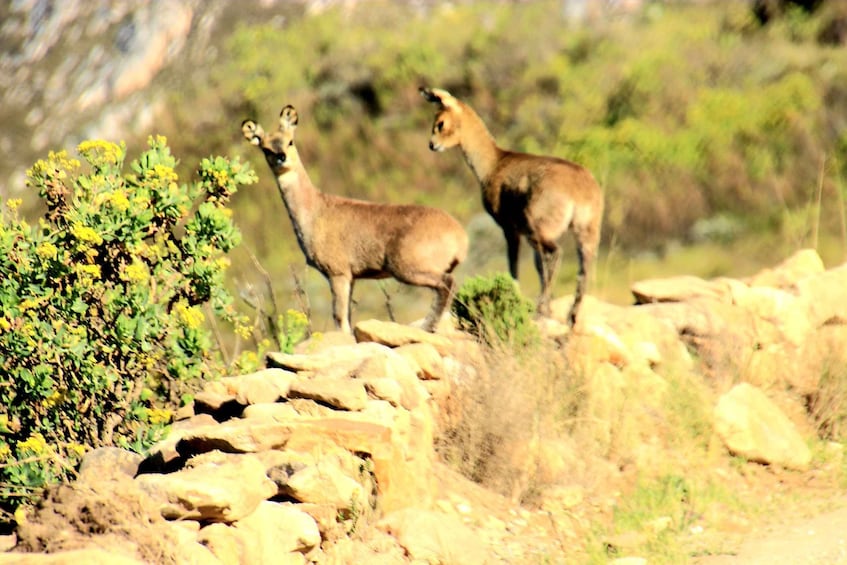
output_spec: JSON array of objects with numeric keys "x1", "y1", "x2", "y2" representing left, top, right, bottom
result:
[
  {"x1": 420, "y1": 87, "x2": 603, "y2": 327},
  {"x1": 242, "y1": 105, "x2": 468, "y2": 333}
]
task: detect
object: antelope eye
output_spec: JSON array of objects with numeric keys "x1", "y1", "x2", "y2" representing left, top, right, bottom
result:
[{"x1": 436, "y1": 120, "x2": 444, "y2": 132}]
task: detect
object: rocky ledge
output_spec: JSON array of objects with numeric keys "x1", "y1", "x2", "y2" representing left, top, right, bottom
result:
[{"x1": 2, "y1": 248, "x2": 845, "y2": 564}]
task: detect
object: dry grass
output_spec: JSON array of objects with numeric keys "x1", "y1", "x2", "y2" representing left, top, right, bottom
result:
[{"x1": 435, "y1": 336, "x2": 587, "y2": 502}]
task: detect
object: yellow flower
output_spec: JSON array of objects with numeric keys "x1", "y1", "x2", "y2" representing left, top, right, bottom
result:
[
  {"x1": 0, "y1": 442, "x2": 10, "y2": 459},
  {"x1": 109, "y1": 189, "x2": 130, "y2": 212},
  {"x1": 234, "y1": 323, "x2": 252, "y2": 340},
  {"x1": 17, "y1": 433, "x2": 47, "y2": 455},
  {"x1": 123, "y1": 261, "x2": 148, "y2": 283},
  {"x1": 36, "y1": 241, "x2": 58, "y2": 259},
  {"x1": 66, "y1": 443, "x2": 86, "y2": 458},
  {"x1": 212, "y1": 169, "x2": 229, "y2": 185},
  {"x1": 14, "y1": 506, "x2": 28, "y2": 526},
  {"x1": 152, "y1": 164, "x2": 178, "y2": 184},
  {"x1": 77, "y1": 264, "x2": 101, "y2": 279},
  {"x1": 42, "y1": 390, "x2": 63, "y2": 409},
  {"x1": 77, "y1": 140, "x2": 123, "y2": 166},
  {"x1": 148, "y1": 408, "x2": 172, "y2": 426},
  {"x1": 0, "y1": 317, "x2": 10, "y2": 332},
  {"x1": 5, "y1": 198, "x2": 22, "y2": 211},
  {"x1": 175, "y1": 302, "x2": 205, "y2": 330},
  {"x1": 70, "y1": 223, "x2": 103, "y2": 245}
]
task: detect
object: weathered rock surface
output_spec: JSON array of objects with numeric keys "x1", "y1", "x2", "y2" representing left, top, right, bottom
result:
[
  {"x1": 7, "y1": 248, "x2": 847, "y2": 564},
  {"x1": 714, "y1": 383, "x2": 812, "y2": 470}
]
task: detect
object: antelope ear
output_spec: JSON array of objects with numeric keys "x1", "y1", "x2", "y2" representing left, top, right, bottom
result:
[
  {"x1": 242, "y1": 120, "x2": 265, "y2": 145},
  {"x1": 419, "y1": 87, "x2": 459, "y2": 111},
  {"x1": 280, "y1": 105, "x2": 299, "y2": 130}
]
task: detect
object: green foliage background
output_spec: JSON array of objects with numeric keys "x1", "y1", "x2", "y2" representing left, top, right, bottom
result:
[{"x1": 149, "y1": 0, "x2": 847, "y2": 322}]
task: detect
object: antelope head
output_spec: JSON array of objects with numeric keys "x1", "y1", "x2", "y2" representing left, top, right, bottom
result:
[
  {"x1": 242, "y1": 105, "x2": 301, "y2": 175},
  {"x1": 420, "y1": 87, "x2": 463, "y2": 152}
]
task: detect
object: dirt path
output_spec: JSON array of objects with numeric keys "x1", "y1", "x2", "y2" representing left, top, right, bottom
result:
[{"x1": 694, "y1": 496, "x2": 847, "y2": 565}]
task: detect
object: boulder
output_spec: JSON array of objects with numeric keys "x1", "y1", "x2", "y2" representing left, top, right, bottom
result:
[
  {"x1": 795, "y1": 263, "x2": 847, "y2": 327},
  {"x1": 746, "y1": 248, "x2": 825, "y2": 288},
  {"x1": 233, "y1": 502, "x2": 321, "y2": 560},
  {"x1": 135, "y1": 453, "x2": 277, "y2": 522},
  {"x1": 713, "y1": 383, "x2": 811, "y2": 470},
  {"x1": 175, "y1": 419, "x2": 293, "y2": 455},
  {"x1": 378, "y1": 508, "x2": 490, "y2": 564},
  {"x1": 78, "y1": 447, "x2": 143, "y2": 481},
  {"x1": 395, "y1": 342, "x2": 445, "y2": 380},
  {"x1": 288, "y1": 376, "x2": 369, "y2": 411},
  {"x1": 294, "y1": 330, "x2": 357, "y2": 354},
  {"x1": 280, "y1": 416, "x2": 434, "y2": 513},
  {"x1": 0, "y1": 549, "x2": 146, "y2": 564},
  {"x1": 267, "y1": 342, "x2": 390, "y2": 375},
  {"x1": 631, "y1": 275, "x2": 732, "y2": 304},
  {"x1": 233, "y1": 368, "x2": 295, "y2": 405},
  {"x1": 354, "y1": 319, "x2": 452, "y2": 353},
  {"x1": 355, "y1": 350, "x2": 429, "y2": 410}
]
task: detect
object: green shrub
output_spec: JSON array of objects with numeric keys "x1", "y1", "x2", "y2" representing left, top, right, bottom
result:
[
  {"x1": 0, "y1": 136, "x2": 257, "y2": 516},
  {"x1": 451, "y1": 273, "x2": 538, "y2": 347}
]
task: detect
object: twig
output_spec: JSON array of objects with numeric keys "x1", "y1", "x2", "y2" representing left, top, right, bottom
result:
[
  {"x1": 812, "y1": 154, "x2": 825, "y2": 250},
  {"x1": 289, "y1": 266, "x2": 312, "y2": 337},
  {"x1": 379, "y1": 281, "x2": 396, "y2": 322},
  {"x1": 246, "y1": 247, "x2": 281, "y2": 340},
  {"x1": 205, "y1": 302, "x2": 231, "y2": 366},
  {"x1": 834, "y1": 156, "x2": 847, "y2": 260}
]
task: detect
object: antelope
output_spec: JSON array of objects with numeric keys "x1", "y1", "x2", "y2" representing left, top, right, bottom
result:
[
  {"x1": 242, "y1": 105, "x2": 468, "y2": 333},
  {"x1": 420, "y1": 87, "x2": 603, "y2": 327}
]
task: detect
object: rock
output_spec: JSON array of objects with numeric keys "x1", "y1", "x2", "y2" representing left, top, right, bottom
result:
[
  {"x1": 631, "y1": 275, "x2": 731, "y2": 304},
  {"x1": 288, "y1": 376, "x2": 368, "y2": 411},
  {"x1": 78, "y1": 447, "x2": 143, "y2": 481},
  {"x1": 135, "y1": 453, "x2": 277, "y2": 522},
  {"x1": 322, "y1": 531, "x2": 407, "y2": 565},
  {"x1": 241, "y1": 402, "x2": 301, "y2": 422},
  {"x1": 197, "y1": 522, "x2": 244, "y2": 564},
  {"x1": 193, "y1": 390, "x2": 238, "y2": 412},
  {"x1": 233, "y1": 502, "x2": 321, "y2": 560},
  {"x1": 234, "y1": 368, "x2": 295, "y2": 405},
  {"x1": 746, "y1": 248, "x2": 825, "y2": 288},
  {"x1": 0, "y1": 549, "x2": 146, "y2": 564},
  {"x1": 728, "y1": 283, "x2": 811, "y2": 346},
  {"x1": 355, "y1": 350, "x2": 429, "y2": 410},
  {"x1": 283, "y1": 460, "x2": 368, "y2": 510},
  {"x1": 395, "y1": 342, "x2": 445, "y2": 380},
  {"x1": 175, "y1": 419, "x2": 293, "y2": 455},
  {"x1": 267, "y1": 342, "x2": 389, "y2": 374},
  {"x1": 795, "y1": 263, "x2": 847, "y2": 327},
  {"x1": 714, "y1": 383, "x2": 811, "y2": 470},
  {"x1": 281, "y1": 416, "x2": 434, "y2": 514},
  {"x1": 294, "y1": 330, "x2": 357, "y2": 354},
  {"x1": 354, "y1": 319, "x2": 452, "y2": 353},
  {"x1": 362, "y1": 377, "x2": 405, "y2": 407},
  {"x1": 141, "y1": 414, "x2": 218, "y2": 473},
  {"x1": 378, "y1": 508, "x2": 490, "y2": 564}
]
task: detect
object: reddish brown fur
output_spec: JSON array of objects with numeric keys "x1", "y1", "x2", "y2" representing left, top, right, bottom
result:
[
  {"x1": 243, "y1": 105, "x2": 468, "y2": 333},
  {"x1": 421, "y1": 87, "x2": 603, "y2": 327}
]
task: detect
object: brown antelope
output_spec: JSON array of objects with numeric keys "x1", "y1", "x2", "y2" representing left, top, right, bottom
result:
[
  {"x1": 242, "y1": 105, "x2": 468, "y2": 333},
  {"x1": 420, "y1": 87, "x2": 603, "y2": 327}
]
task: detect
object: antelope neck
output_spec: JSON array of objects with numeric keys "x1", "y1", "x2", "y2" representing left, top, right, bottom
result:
[{"x1": 458, "y1": 107, "x2": 501, "y2": 184}]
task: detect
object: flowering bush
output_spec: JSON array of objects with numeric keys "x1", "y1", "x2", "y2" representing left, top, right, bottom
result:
[{"x1": 0, "y1": 136, "x2": 256, "y2": 516}]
